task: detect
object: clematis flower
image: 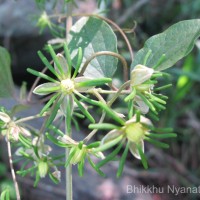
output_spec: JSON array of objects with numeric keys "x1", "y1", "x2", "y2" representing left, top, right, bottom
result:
[
  {"x1": 91, "y1": 114, "x2": 176, "y2": 168},
  {"x1": 101, "y1": 115, "x2": 152, "y2": 159},
  {"x1": 58, "y1": 135, "x2": 104, "y2": 165},
  {"x1": 130, "y1": 64, "x2": 154, "y2": 88},
  {"x1": 15, "y1": 134, "x2": 61, "y2": 182},
  {"x1": 47, "y1": 132, "x2": 105, "y2": 176},
  {"x1": 27, "y1": 44, "x2": 111, "y2": 122},
  {"x1": 126, "y1": 64, "x2": 170, "y2": 114},
  {"x1": 0, "y1": 112, "x2": 31, "y2": 141},
  {"x1": 15, "y1": 135, "x2": 52, "y2": 159},
  {"x1": 37, "y1": 11, "x2": 52, "y2": 33}
]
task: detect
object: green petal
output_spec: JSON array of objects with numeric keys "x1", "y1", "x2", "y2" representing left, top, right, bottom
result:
[
  {"x1": 0, "y1": 112, "x2": 10, "y2": 123},
  {"x1": 74, "y1": 77, "x2": 93, "y2": 92},
  {"x1": 129, "y1": 140, "x2": 144, "y2": 160},
  {"x1": 57, "y1": 135, "x2": 77, "y2": 145},
  {"x1": 19, "y1": 127, "x2": 31, "y2": 137},
  {"x1": 33, "y1": 83, "x2": 60, "y2": 95},
  {"x1": 48, "y1": 45, "x2": 64, "y2": 75},
  {"x1": 54, "y1": 53, "x2": 69, "y2": 78},
  {"x1": 134, "y1": 95, "x2": 149, "y2": 114},
  {"x1": 131, "y1": 65, "x2": 154, "y2": 86},
  {"x1": 101, "y1": 129, "x2": 123, "y2": 144},
  {"x1": 60, "y1": 94, "x2": 74, "y2": 116}
]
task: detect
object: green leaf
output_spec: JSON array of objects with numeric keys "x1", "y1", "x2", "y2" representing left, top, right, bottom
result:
[
  {"x1": 27, "y1": 68, "x2": 58, "y2": 83},
  {"x1": 0, "y1": 189, "x2": 10, "y2": 200},
  {"x1": 74, "y1": 96, "x2": 95, "y2": 123},
  {"x1": 34, "y1": 171, "x2": 41, "y2": 187},
  {"x1": 0, "y1": 46, "x2": 14, "y2": 98},
  {"x1": 86, "y1": 141, "x2": 101, "y2": 148},
  {"x1": 17, "y1": 166, "x2": 36, "y2": 177},
  {"x1": 68, "y1": 17, "x2": 118, "y2": 78},
  {"x1": 93, "y1": 135, "x2": 123, "y2": 153},
  {"x1": 45, "y1": 132, "x2": 70, "y2": 147},
  {"x1": 96, "y1": 142, "x2": 124, "y2": 168},
  {"x1": 72, "y1": 47, "x2": 83, "y2": 78},
  {"x1": 131, "y1": 19, "x2": 200, "y2": 71},
  {"x1": 40, "y1": 93, "x2": 60, "y2": 116},
  {"x1": 77, "y1": 159, "x2": 85, "y2": 177},
  {"x1": 76, "y1": 77, "x2": 112, "y2": 88},
  {"x1": 145, "y1": 137, "x2": 169, "y2": 149},
  {"x1": 45, "y1": 97, "x2": 62, "y2": 127},
  {"x1": 87, "y1": 156, "x2": 105, "y2": 177},
  {"x1": 18, "y1": 134, "x2": 32, "y2": 148},
  {"x1": 117, "y1": 142, "x2": 129, "y2": 178},
  {"x1": 148, "y1": 133, "x2": 177, "y2": 139},
  {"x1": 137, "y1": 144, "x2": 148, "y2": 169},
  {"x1": 49, "y1": 172, "x2": 59, "y2": 184},
  {"x1": 89, "y1": 123, "x2": 120, "y2": 130}
]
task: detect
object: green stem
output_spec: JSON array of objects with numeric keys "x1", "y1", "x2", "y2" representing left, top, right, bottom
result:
[
  {"x1": 108, "y1": 81, "x2": 130, "y2": 106},
  {"x1": 78, "y1": 51, "x2": 128, "y2": 82},
  {"x1": 65, "y1": 118, "x2": 73, "y2": 200},
  {"x1": 83, "y1": 112, "x2": 106, "y2": 143},
  {"x1": 66, "y1": 146, "x2": 73, "y2": 200},
  {"x1": 89, "y1": 88, "x2": 130, "y2": 94},
  {"x1": 15, "y1": 114, "x2": 46, "y2": 124},
  {"x1": 6, "y1": 133, "x2": 21, "y2": 200},
  {"x1": 65, "y1": 2, "x2": 73, "y2": 200}
]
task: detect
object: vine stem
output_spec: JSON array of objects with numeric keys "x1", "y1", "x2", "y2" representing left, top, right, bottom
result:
[
  {"x1": 6, "y1": 135, "x2": 21, "y2": 200},
  {"x1": 89, "y1": 88, "x2": 130, "y2": 94},
  {"x1": 83, "y1": 81, "x2": 131, "y2": 143},
  {"x1": 15, "y1": 114, "x2": 46, "y2": 124},
  {"x1": 66, "y1": 2, "x2": 73, "y2": 200},
  {"x1": 83, "y1": 112, "x2": 106, "y2": 143},
  {"x1": 65, "y1": 131, "x2": 72, "y2": 200},
  {"x1": 78, "y1": 51, "x2": 128, "y2": 82},
  {"x1": 65, "y1": 114, "x2": 73, "y2": 200}
]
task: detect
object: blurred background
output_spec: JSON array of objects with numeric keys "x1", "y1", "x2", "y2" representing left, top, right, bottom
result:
[{"x1": 0, "y1": 0, "x2": 200, "y2": 199}]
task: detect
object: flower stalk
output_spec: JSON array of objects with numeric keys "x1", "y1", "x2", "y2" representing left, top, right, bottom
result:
[{"x1": 6, "y1": 133, "x2": 21, "y2": 200}]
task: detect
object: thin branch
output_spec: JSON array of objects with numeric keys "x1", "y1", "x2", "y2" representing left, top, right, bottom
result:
[
  {"x1": 6, "y1": 136, "x2": 21, "y2": 200},
  {"x1": 108, "y1": 81, "x2": 130, "y2": 106},
  {"x1": 15, "y1": 114, "x2": 46, "y2": 124},
  {"x1": 27, "y1": 67, "x2": 48, "y2": 103},
  {"x1": 79, "y1": 51, "x2": 128, "y2": 82},
  {"x1": 83, "y1": 112, "x2": 106, "y2": 143}
]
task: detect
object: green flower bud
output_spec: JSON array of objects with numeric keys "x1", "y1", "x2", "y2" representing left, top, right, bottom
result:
[
  {"x1": 37, "y1": 11, "x2": 52, "y2": 32},
  {"x1": 70, "y1": 147, "x2": 86, "y2": 165},
  {"x1": 38, "y1": 161, "x2": 48, "y2": 178}
]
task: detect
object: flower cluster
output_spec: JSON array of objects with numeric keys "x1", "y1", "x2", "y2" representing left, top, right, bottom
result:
[
  {"x1": 125, "y1": 64, "x2": 171, "y2": 115},
  {"x1": 89, "y1": 110, "x2": 176, "y2": 175},
  {"x1": 46, "y1": 127, "x2": 105, "y2": 177},
  {"x1": 16, "y1": 134, "x2": 61, "y2": 185},
  {"x1": 24, "y1": 43, "x2": 176, "y2": 179},
  {"x1": 28, "y1": 43, "x2": 111, "y2": 124},
  {"x1": 0, "y1": 112, "x2": 31, "y2": 141}
]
